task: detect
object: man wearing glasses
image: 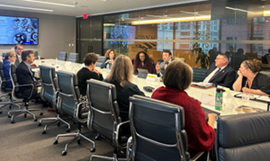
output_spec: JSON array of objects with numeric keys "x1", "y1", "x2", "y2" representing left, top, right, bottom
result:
[
  {"x1": 14, "y1": 44, "x2": 23, "y2": 67},
  {"x1": 203, "y1": 53, "x2": 236, "y2": 89}
]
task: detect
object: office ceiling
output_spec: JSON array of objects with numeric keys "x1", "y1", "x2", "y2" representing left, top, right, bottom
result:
[{"x1": 0, "y1": 0, "x2": 210, "y2": 17}]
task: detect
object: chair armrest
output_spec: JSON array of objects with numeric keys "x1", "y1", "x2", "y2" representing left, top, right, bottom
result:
[
  {"x1": 115, "y1": 120, "x2": 130, "y2": 147},
  {"x1": 190, "y1": 151, "x2": 208, "y2": 161},
  {"x1": 126, "y1": 136, "x2": 133, "y2": 161},
  {"x1": 1, "y1": 80, "x2": 11, "y2": 82}
]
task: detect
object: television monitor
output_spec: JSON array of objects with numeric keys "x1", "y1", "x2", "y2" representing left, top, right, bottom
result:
[
  {"x1": 0, "y1": 16, "x2": 38, "y2": 45},
  {"x1": 110, "y1": 25, "x2": 135, "y2": 44}
]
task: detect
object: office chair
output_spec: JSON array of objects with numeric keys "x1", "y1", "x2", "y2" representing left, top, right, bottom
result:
[
  {"x1": 68, "y1": 53, "x2": 79, "y2": 63},
  {"x1": 37, "y1": 65, "x2": 70, "y2": 134},
  {"x1": 59, "y1": 52, "x2": 67, "y2": 61},
  {"x1": 8, "y1": 64, "x2": 42, "y2": 124},
  {"x1": 192, "y1": 68, "x2": 208, "y2": 82},
  {"x1": 0, "y1": 61, "x2": 20, "y2": 113},
  {"x1": 96, "y1": 55, "x2": 105, "y2": 67},
  {"x1": 216, "y1": 112, "x2": 270, "y2": 161},
  {"x1": 245, "y1": 53, "x2": 258, "y2": 60},
  {"x1": 34, "y1": 51, "x2": 39, "y2": 60},
  {"x1": 52, "y1": 71, "x2": 95, "y2": 155},
  {"x1": 127, "y1": 95, "x2": 207, "y2": 161},
  {"x1": 87, "y1": 79, "x2": 129, "y2": 161}
]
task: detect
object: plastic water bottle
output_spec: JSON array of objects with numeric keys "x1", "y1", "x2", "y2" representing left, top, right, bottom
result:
[
  {"x1": 109, "y1": 60, "x2": 112, "y2": 69},
  {"x1": 106, "y1": 64, "x2": 110, "y2": 70},
  {"x1": 215, "y1": 88, "x2": 225, "y2": 111}
]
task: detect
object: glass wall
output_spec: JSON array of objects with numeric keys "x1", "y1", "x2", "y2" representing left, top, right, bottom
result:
[{"x1": 98, "y1": 1, "x2": 270, "y2": 71}]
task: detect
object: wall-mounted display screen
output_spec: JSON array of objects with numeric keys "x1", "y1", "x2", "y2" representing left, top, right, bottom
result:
[{"x1": 0, "y1": 16, "x2": 38, "y2": 45}]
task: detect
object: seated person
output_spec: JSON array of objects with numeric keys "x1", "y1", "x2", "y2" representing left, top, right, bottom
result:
[
  {"x1": 105, "y1": 55, "x2": 145, "y2": 121},
  {"x1": 77, "y1": 53, "x2": 103, "y2": 96},
  {"x1": 3, "y1": 51, "x2": 17, "y2": 88},
  {"x1": 233, "y1": 59, "x2": 270, "y2": 96},
  {"x1": 203, "y1": 53, "x2": 236, "y2": 89},
  {"x1": 132, "y1": 51, "x2": 155, "y2": 74},
  {"x1": 100, "y1": 49, "x2": 116, "y2": 69},
  {"x1": 155, "y1": 50, "x2": 174, "y2": 77},
  {"x1": 16, "y1": 50, "x2": 40, "y2": 99},
  {"x1": 152, "y1": 60, "x2": 216, "y2": 154}
]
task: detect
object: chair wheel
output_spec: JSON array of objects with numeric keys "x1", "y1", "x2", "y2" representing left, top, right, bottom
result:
[
  {"x1": 0, "y1": 111, "x2": 2, "y2": 114},
  {"x1": 11, "y1": 121, "x2": 15, "y2": 124},
  {"x1": 42, "y1": 131, "x2": 46, "y2": 134},
  {"x1": 34, "y1": 118, "x2": 38, "y2": 122},
  {"x1": 77, "y1": 140, "x2": 80, "y2": 144},
  {"x1": 37, "y1": 123, "x2": 42, "y2": 126},
  {"x1": 57, "y1": 122, "x2": 60, "y2": 127},
  {"x1": 40, "y1": 112, "x2": 43, "y2": 116},
  {"x1": 66, "y1": 129, "x2": 70, "y2": 132},
  {"x1": 62, "y1": 151, "x2": 67, "y2": 156},
  {"x1": 95, "y1": 135, "x2": 101, "y2": 140},
  {"x1": 24, "y1": 113, "x2": 27, "y2": 117},
  {"x1": 90, "y1": 147, "x2": 95, "y2": 152},
  {"x1": 53, "y1": 139, "x2": 58, "y2": 144},
  {"x1": 8, "y1": 115, "x2": 11, "y2": 118}
]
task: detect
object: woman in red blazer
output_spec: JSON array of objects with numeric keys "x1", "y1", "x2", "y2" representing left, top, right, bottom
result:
[{"x1": 151, "y1": 60, "x2": 216, "y2": 155}]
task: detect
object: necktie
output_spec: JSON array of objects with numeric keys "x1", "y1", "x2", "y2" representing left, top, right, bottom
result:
[
  {"x1": 210, "y1": 68, "x2": 220, "y2": 80},
  {"x1": 166, "y1": 62, "x2": 169, "y2": 65}
]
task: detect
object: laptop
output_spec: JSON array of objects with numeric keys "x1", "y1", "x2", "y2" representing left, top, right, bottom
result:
[{"x1": 137, "y1": 68, "x2": 148, "y2": 79}]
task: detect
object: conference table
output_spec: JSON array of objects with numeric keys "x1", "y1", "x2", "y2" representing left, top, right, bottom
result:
[{"x1": 33, "y1": 59, "x2": 270, "y2": 117}]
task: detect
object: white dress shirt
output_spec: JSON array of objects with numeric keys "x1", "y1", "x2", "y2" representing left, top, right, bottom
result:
[{"x1": 203, "y1": 65, "x2": 227, "y2": 83}]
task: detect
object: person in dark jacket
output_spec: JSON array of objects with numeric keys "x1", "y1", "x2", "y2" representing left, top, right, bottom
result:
[
  {"x1": 100, "y1": 49, "x2": 116, "y2": 69},
  {"x1": 132, "y1": 51, "x2": 155, "y2": 74},
  {"x1": 77, "y1": 53, "x2": 103, "y2": 96}
]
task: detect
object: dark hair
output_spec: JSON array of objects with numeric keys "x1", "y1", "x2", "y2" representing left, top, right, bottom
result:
[
  {"x1": 163, "y1": 50, "x2": 172, "y2": 56},
  {"x1": 14, "y1": 44, "x2": 22, "y2": 50},
  {"x1": 218, "y1": 53, "x2": 229, "y2": 62},
  {"x1": 135, "y1": 51, "x2": 151, "y2": 67},
  {"x1": 243, "y1": 59, "x2": 262, "y2": 73},
  {"x1": 84, "y1": 53, "x2": 98, "y2": 66},
  {"x1": 163, "y1": 60, "x2": 192, "y2": 91},
  {"x1": 21, "y1": 50, "x2": 34, "y2": 61},
  {"x1": 237, "y1": 48, "x2": 244, "y2": 55}
]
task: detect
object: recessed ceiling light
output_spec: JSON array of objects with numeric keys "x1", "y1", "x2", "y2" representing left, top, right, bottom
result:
[
  {"x1": 0, "y1": 4, "x2": 53, "y2": 12},
  {"x1": 23, "y1": 0, "x2": 75, "y2": 7}
]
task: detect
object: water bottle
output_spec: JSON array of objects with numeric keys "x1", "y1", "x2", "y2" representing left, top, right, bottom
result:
[
  {"x1": 106, "y1": 63, "x2": 110, "y2": 70},
  {"x1": 215, "y1": 88, "x2": 225, "y2": 111},
  {"x1": 109, "y1": 60, "x2": 112, "y2": 69}
]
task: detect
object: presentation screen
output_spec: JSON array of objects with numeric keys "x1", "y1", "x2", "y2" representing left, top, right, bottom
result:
[{"x1": 0, "y1": 16, "x2": 39, "y2": 45}]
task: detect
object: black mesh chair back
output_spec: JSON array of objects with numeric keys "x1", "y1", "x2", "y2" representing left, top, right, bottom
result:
[
  {"x1": 209, "y1": 49, "x2": 218, "y2": 65},
  {"x1": 68, "y1": 53, "x2": 79, "y2": 63},
  {"x1": 129, "y1": 95, "x2": 189, "y2": 161},
  {"x1": 230, "y1": 55, "x2": 245, "y2": 71},
  {"x1": 34, "y1": 51, "x2": 39, "y2": 59},
  {"x1": 192, "y1": 68, "x2": 208, "y2": 82},
  {"x1": 0, "y1": 61, "x2": 8, "y2": 91},
  {"x1": 216, "y1": 112, "x2": 270, "y2": 161},
  {"x1": 245, "y1": 53, "x2": 257, "y2": 60},
  {"x1": 39, "y1": 65, "x2": 57, "y2": 104},
  {"x1": 87, "y1": 79, "x2": 120, "y2": 141},
  {"x1": 10, "y1": 64, "x2": 23, "y2": 99},
  {"x1": 56, "y1": 71, "x2": 80, "y2": 117},
  {"x1": 59, "y1": 52, "x2": 67, "y2": 61}
]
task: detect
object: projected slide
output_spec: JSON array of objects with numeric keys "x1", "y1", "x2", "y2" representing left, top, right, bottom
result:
[{"x1": 0, "y1": 16, "x2": 38, "y2": 45}]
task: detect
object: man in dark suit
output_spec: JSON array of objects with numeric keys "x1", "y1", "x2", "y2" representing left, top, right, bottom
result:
[
  {"x1": 15, "y1": 44, "x2": 23, "y2": 67},
  {"x1": 156, "y1": 50, "x2": 174, "y2": 77},
  {"x1": 203, "y1": 53, "x2": 236, "y2": 89},
  {"x1": 16, "y1": 50, "x2": 40, "y2": 99}
]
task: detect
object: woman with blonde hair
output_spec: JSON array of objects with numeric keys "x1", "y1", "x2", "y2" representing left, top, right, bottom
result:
[
  {"x1": 3, "y1": 51, "x2": 17, "y2": 88},
  {"x1": 106, "y1": 55, "x2": 145, "y2": 121},
  {"x1": 100, "y1": 49, "x2": 116, "y2": 69},
  {"x1": 233, "y1": 59, "x2": 270, "y2": 96}
]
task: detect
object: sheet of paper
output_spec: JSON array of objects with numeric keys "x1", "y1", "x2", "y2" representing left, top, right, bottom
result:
[{"x1": 200, "y1": 93, "x2": 215, "y2": 106}]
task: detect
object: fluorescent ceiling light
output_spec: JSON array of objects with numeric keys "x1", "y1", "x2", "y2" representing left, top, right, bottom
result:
[
  {"x1": 0, "y1": 4, "x2": 53, "y2": 12},
  {"x1": 225, "y1": 6, "x2": 254, "y2": 14},
  {"x1": 24, "y1": 0, "x2": 75, "y2": 7},
  {"x1": 132, "y1": 15, "x2": 211, "y2": 25},
  {"x1": 104, "y1": 23, "x2": 115, "y2": 27},
  {"x1": 264, "y1": 11, "x2": 270, "y2": 16},
  {"x1": 180, "y1": 11, "x2": 206, "y2": 16}
]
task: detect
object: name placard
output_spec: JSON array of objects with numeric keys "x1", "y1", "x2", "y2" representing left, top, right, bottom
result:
[{"x1": 146, "y1": 74, "x2": 157, "y2": 82}]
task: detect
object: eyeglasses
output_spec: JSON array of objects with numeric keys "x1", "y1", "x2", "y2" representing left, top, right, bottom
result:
[{"x1": 17, "y1": 48, "x2": 23, "y2": 50}]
